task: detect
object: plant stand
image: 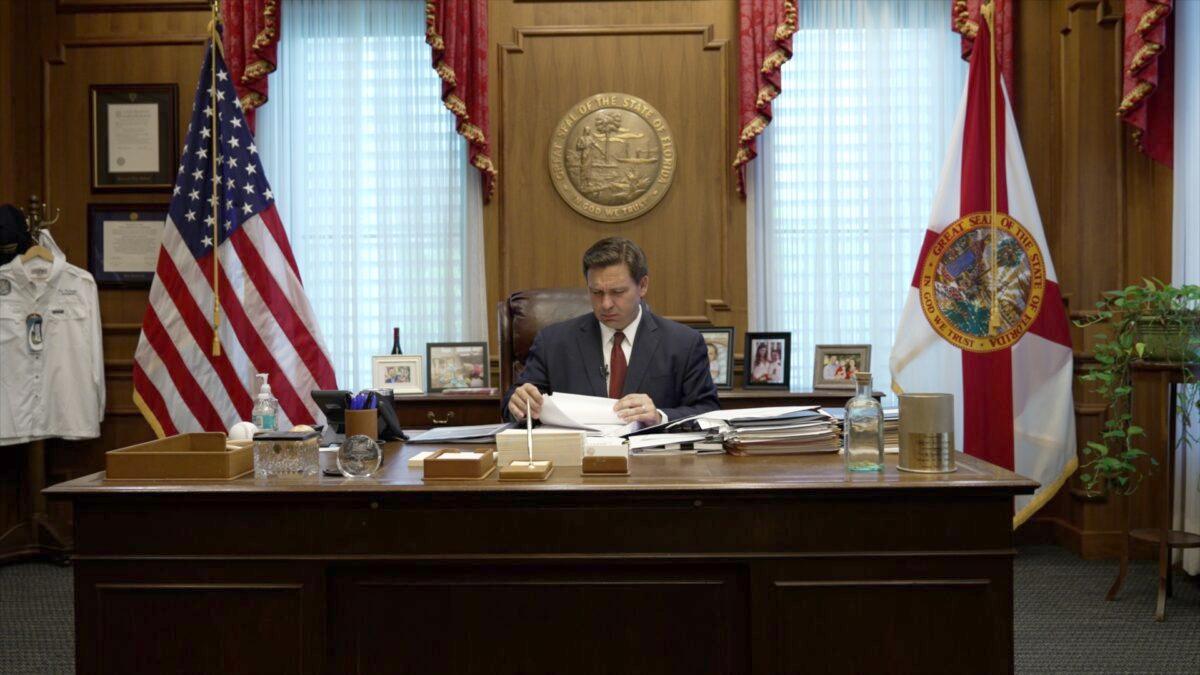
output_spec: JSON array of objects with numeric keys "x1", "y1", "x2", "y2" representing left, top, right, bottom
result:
[{"x1": 1106, "y1": 364, "x2": 1200, "y2": 621}]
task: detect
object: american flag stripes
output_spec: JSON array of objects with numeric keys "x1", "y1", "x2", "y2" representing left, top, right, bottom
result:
[{"x1": 133, "y1": 36, "x2": 336, "y2": 437}]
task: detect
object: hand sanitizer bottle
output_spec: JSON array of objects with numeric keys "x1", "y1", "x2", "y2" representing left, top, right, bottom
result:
[{"x1": 251, "y1": 373, "x2": 278, "y2": 431}]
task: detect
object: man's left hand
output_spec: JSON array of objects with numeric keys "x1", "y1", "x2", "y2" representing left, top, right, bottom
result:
[{"x1": 614, "y1": 393, "x2": 661, "y2": 425}]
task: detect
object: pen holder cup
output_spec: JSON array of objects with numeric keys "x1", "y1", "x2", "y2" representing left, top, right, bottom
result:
[{"x1": 344, "y1": 408, "x2": 378, "y2": 441}]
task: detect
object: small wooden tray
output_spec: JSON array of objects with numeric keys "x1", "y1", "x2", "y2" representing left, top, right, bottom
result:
[
  {"x1": 422, "y1": 448, "x2": 497, "y2": 481},
  {"x1": 106, "y1": 433, "x2": 252, "y2": 480},
  {"x1": 582, "y1": 447, "x2": 630, "y2": 476}
]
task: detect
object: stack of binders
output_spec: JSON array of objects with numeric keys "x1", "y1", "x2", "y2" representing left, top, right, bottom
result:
[{"x1": 720, "y1": 408, "x2": 840, "y2": 455}]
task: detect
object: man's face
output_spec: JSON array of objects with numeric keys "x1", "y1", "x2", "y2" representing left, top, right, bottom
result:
[{"x1": 587, "y1": 263, "x2": 648, "y2": 330}]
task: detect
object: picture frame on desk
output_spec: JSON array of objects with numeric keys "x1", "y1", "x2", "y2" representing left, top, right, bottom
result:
[
  {"x1": 90, "y1": 84, "x2": 178, "y2": 191},
  {"x1": 813, "y1": 344, "x2": 871, "y2": 390},
  {"x1": 698, "y1": 327, "x2": 735, "y2": 390},
  {"x1": 372, "y1": 355, "x2": 424, "y2": 395},
  {"x1": 426, "y1": 342, "x2": 489, "y2": 393},
  {"x1": 86, "y1": 203, "x2": 166, "y2": 287},
  {"x1": 744, "y1": 332, "x2": 791, "y2": 389}
]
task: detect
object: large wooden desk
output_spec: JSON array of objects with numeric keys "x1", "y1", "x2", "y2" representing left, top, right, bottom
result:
[{"x1": 47, "y1": 445, "x2": 1034, "y2": 674}]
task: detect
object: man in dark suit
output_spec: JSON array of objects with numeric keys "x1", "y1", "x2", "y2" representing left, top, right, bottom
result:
[{"x1": 505, "y1": 237, "x2": 720, "y2": 425}]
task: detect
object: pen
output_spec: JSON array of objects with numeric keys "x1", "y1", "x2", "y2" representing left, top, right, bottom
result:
[{"x1": 526, "y1": 398, "x2": 533, "y2": 467}]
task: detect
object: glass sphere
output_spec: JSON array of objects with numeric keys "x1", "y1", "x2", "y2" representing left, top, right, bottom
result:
[{"x1": 337, "y1": 434, "x2": 382, "y2": 478}]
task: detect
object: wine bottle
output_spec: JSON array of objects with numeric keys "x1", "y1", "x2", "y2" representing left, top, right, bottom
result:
[{"x1": 390, "y1": 327, "x2": 402, "y2": 355}]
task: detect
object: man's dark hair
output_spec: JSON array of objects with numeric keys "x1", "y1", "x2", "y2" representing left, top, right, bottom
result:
[{"x1": 582, "y1": 237, "x2": 648, "y2": 282}]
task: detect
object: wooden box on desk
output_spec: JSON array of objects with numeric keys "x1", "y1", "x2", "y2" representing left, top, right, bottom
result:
[
  {"x1": 105, "y1": 433, "x2": 252, "y2": 480},
  {"x1": 422, "y1": 448, "x2": 497, "y2": 480}
]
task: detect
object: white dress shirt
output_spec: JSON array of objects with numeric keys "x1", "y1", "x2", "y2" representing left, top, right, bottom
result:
[
  {"x1": 598, "y1": 306, "x2": 666, "y2": 422},
  {"x1": 0, "y1": 250, "x2": 105, "y2": 445}
]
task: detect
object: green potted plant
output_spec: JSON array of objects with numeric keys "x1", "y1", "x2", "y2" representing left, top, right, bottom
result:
[{"x1": 1074, "y1": 279, "x2": 1200, "y2": 496}]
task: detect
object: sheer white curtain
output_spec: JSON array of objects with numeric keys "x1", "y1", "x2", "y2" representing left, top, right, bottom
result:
[
  {"x1": 1172, "y1": 0, "x2": 1199, "y2": 576},
  {"x1": 748, "y1": 0, "x2": 966, "y2": 403},
  {"x1": 257, "y1": 0, "x2": 486, "y2": 392}
]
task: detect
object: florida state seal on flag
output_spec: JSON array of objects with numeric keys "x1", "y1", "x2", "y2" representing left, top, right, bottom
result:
[{"x1": 890, "y1": 8, "x2": 1076, "y2": 528}]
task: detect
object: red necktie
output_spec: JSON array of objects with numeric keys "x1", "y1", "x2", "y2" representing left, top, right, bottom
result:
[{"x1": 608, "y1": 331, "x2": 627, "y2": 398}]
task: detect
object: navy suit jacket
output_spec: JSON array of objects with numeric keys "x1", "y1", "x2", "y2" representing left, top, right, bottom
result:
[{"x1": 503, "y1": 307, "x2": 720, "y2": 422}]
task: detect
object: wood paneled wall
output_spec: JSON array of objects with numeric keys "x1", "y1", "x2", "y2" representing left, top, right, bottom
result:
[
  {"x1": 484, "y1": 1, "x2": 744, "y2": 330},
  {"x1": 0, "y1": 0, "x2": 1176, "y2": 560},
  {"x1": 1013, "y1": 0, "x2": 1175, "y2": 557}
]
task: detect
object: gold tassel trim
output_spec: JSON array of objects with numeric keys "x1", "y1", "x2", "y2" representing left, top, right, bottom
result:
[
  {"x1": 1127, "y1": 42, "x2": 1162, "y2": 75},
  {"x1": 1136, "y1": 3, "x2": 1171, "y2": 34},
  {"x1": 733, "y1": 0, "x2": 798, "y2": 180},
  {"x1": 243, "y1": 59, "x2": 276, "y2": 82},
  {"x1": 1118, "y1": 80, "x2": 1154, "y2": 116},
  {"x1": 425, "y1": 0, "x2": 497, "y2": 199},
  {"x1": 953, "y1": 0, "x2": 979, "y2": 39}
]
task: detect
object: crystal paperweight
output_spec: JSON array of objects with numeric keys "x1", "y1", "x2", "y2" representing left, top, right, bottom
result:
[{"x1": 337, "y1": 434, "x2": 382, "y2": 478}]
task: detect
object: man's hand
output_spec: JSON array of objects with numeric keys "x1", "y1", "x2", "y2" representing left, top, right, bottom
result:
[
  {"x1": 614, "y1": 393, "x2": 661, "y2": 425},
  {"x1": 507, "y1": 383, "x2": 544, "y2": 421}
]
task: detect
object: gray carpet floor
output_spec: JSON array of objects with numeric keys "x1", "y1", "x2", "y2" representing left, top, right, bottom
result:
[{"x1": 1, "y1": 545, "x2": 1198, "y2": 674}]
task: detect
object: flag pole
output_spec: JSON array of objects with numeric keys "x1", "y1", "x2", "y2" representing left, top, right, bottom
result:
[
  {"x1": 982, "y1": 0, "x2": 1001, "y2": 337},
  {"x1": 208, "y1": 0, "x2": 223, "y2": 357}
]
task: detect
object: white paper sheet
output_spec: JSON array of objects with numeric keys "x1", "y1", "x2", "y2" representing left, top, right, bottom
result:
[{"x1": 539, "y1": 392, "x2": 637, "y2": 436}]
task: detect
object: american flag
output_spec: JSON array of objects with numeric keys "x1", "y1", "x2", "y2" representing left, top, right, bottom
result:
[{"x1": 133, "y1": 37, "x2": 337, "y2": 437}]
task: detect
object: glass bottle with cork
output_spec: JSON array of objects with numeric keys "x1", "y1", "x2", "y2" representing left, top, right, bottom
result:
[{"x1": 843, "y1": 371, "x2": 884, "y2": 472}]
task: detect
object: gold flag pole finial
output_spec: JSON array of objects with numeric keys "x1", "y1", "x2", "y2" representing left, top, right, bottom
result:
[
  {"x1": 982, "y1": 0, "x2": 1003, "y2": 337},
  {"x1": 209, "y1": 0, "x2": 223, "y2": 357}
]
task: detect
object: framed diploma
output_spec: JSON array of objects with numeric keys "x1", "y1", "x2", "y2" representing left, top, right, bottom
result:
[
  {"x1": 87, "y1": 204, "x2": 167, "y2": 287},
  {"x1": 90, "y1": 84, "x2": 178, "y2": 191}
]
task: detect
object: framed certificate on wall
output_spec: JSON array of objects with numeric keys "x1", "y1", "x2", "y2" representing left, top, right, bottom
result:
[
  {"x1": 90, "y1": 84, "x2": 178, "y2": 191},
  {"x1": 87, "y1": 204, "x2": 167, "y2": 287}
]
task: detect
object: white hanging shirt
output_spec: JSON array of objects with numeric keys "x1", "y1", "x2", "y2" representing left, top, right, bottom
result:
[{"x1": 0, "y1": 249, "x2": 105, "y2": 445}]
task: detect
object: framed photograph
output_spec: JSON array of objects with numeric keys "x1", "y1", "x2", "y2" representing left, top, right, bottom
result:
[
  {"x1": 86, "y1": 203, "x2": 167, "y2": 287},
  {"x1": 372, "y1": 355, "x2": 425, "y2": 395},
  {"x1": 744, "y1": 332, "x2": 791, "y2": 389},
  {"x1": 698, "y1": 327, "x2": 735, "y2": 390},
  {"x1": 813, "y1": 344, "x2": 872, "y2": 390},
  {"x1": 90, "y1": 84, "x2": 178, "y2": 191},
  {"x1": 426, "y1": 342, "x2": 490, "y2": 393}
]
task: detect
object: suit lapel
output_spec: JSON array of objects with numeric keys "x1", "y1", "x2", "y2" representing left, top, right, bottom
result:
[
  {"x1": 623, "y1": 308, "x2": 661, "y2": 396},
  {"x1": 576, "y1": 316, "x2": 607, "y2": 397}
]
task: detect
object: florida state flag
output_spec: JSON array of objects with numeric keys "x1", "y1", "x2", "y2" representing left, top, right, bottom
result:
[{"x1": 890, "y1": 15, "x2": 1076, "y2": 527}]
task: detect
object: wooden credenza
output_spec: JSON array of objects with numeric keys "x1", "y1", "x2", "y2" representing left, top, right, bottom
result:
[
  {"x1": 47, "y1": 445, "x2": 1034, "y2": 674},
  {"x1": 392, "y1": 388, "x2": 878, "y2": 427}
]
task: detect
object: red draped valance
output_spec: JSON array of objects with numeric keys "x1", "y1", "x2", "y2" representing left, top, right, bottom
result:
[
  {"x1": 952, "y1": 0, "x2": 1014, "y2": 100},
  {"x1": 1119, "y1": 0, "x2": 1175, "y2": 167},
  {"x1": 426, "y1": 0, "x2": 496, "y2": 201},
  {"x1": 220, "y1": 0, "x2": 280, "y2": 134},
  {"x1": 734, "y1": 0, "x2": 797, "y2": 196}
]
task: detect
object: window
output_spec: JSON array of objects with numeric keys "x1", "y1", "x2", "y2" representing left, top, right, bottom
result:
[
  {"x1": 257, "y1": 0, "x2": 485, "y2": 391},
  {"x1": 749, "y1": 0, "x2": 967, "y2": 402}
]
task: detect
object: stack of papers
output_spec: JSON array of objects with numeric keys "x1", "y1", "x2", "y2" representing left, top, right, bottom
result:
[
  {"x1": 721, "y1": 408, "x2": 839, "y2": 455},
  {"x1": 824, "y1": 407, "x2": 901, "y2": 452},
  {"x1": 625, "y1": 406, "x2": 840, "y2": 455},
  {"x1": 496, "y1": 428, "x2": 586, "y2": 467},
  {"x1": 538, "y1": 392, "x2": 639, "y2": 437}
]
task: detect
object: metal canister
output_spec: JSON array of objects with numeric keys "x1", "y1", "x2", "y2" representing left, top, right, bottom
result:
[{"x1": 897, "y1": 393, "x2": 956, "y2": 473}]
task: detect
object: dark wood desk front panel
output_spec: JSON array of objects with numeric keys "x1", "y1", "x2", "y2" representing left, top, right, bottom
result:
[{"x1": 49, "y1": 447, "x2": 1034, "y2": 675}]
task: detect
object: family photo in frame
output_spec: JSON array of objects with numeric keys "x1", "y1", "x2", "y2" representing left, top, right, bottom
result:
[
  {"x1": 372, "y1": 355, "x2": 425, "y2": 395},
  {"x1": 698, "y1": 327, "x2": 735, "y2": 390},
  {"x1": 744, "y1": 332, "x2": 791, "y2": 389},
  {"x1": 426, "y1": 342, "x2": 489, "y2": 393},
  {"x1": 812, "y1": 344, "x2": 871, "y2": 390}
]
